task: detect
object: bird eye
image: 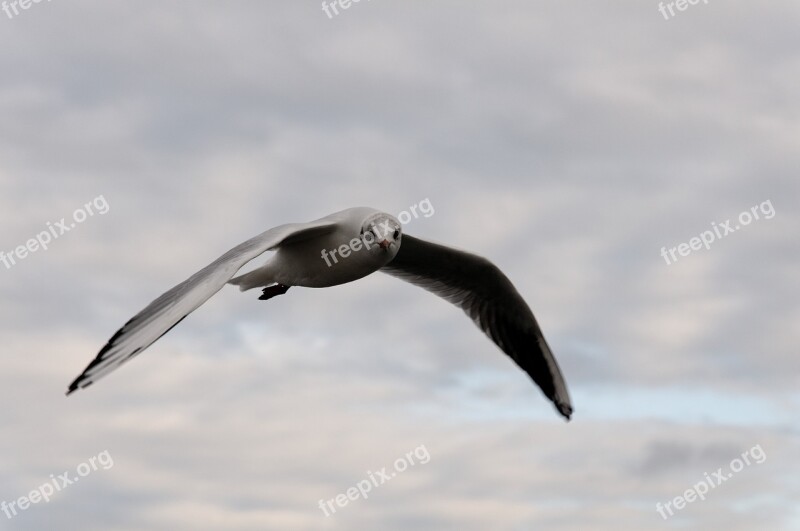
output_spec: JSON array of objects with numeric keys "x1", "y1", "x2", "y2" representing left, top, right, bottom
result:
[{"x1": 393, "y1": 229, "x2": 400, "y2": 239}]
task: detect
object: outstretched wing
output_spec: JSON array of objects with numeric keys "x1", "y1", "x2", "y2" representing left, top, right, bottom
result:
[
  {"x1": 67, "y1": 221, "x2": 337, "y2": 394},
  {"x1": 381, "y1": 234, "x2": 572, "y2": 420}
]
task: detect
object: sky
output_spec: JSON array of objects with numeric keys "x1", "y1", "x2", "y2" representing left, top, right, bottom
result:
[{"x1": 1, "y1": 1, "x2": 798, "y2": 530}]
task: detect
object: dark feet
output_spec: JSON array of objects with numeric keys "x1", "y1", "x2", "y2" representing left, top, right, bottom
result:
[{"x1": 258, "y1": 283, "x2": 290, "y2": 301}]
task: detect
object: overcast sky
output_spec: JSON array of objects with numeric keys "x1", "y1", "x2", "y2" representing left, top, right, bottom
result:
[{"x1": 1, "y1": 1, "x2": 798, "y2": 530}]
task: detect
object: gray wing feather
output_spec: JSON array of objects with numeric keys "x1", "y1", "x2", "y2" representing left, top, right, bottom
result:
[{"x1": 67, "y1": 221, "x2": 337, "y2": 394}]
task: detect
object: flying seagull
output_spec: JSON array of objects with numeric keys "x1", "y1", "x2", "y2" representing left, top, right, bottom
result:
[{"x1": 67, "y1": 207, "x2": 573, "y2": 420}]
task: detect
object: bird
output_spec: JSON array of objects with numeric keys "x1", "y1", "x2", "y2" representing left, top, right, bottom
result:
[{"x1": 67, "y1": 207, "x2": 573, "y2": 420}]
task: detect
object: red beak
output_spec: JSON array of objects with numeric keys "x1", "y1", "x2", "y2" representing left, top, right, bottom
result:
[{"x1": 378, "y1": 239, "x2": 390, "y2": 249}]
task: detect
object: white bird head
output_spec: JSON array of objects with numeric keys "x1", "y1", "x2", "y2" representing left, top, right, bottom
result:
[{"x1": 360, "y1": 212, "x2": 402, "y2": 259}]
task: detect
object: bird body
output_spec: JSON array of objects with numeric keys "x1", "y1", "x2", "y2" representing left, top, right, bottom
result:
[{"x1": 231, "y1": 207, "x2": 400, "y2": 289}]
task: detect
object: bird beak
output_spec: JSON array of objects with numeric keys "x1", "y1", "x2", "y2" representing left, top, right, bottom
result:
[{"x1": 379, "y1": 239, "x2": 391, "y2": 250}]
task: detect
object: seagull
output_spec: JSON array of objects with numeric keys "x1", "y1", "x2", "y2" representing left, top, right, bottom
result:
[{"x1": 67, "y1": 207, "x2": 573, "y2": 420}]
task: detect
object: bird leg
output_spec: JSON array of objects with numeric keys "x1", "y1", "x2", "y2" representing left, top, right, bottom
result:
[{"x1": 258, "y1": 283, "x2": 290, "y2": 301}]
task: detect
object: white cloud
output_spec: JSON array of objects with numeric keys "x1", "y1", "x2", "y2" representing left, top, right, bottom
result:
[{"x1": 0, "y1": 1, "x2": 797, "y2": 529}]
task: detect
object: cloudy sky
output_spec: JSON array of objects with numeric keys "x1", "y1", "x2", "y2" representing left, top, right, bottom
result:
[{"x1": 1, "y1": 1, "x2": 798, "y2": 530}]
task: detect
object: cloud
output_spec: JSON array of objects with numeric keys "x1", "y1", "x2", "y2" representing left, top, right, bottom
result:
[{"x1": 0, "y1": 1, "x2": 797, "y2": 529}]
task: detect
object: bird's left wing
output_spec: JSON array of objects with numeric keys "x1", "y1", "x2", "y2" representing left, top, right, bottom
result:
[
  {"x1": 67, "y1": 220, "x2": 338, "y2": 394},
  {"x1": 381, "y1": 234, "x2": 572, "y2": 420}
]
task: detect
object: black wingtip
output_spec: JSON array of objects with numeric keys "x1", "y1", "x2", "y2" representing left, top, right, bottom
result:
[
  {"x1": 66, "y1": 376, "x2": 90, "y2": 396},
  {"x1": 556, "y1": 401, "x2": 573, "y2": 422}
]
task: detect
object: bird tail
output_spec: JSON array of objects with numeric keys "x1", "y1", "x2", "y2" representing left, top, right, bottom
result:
[{"x1": 228, "y1": 268, "x2": 273, "y2": 291}]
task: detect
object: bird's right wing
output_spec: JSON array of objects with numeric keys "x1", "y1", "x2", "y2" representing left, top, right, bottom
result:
[{"x1": 67, "y1": 220, "x2": 338, "y2": 394}]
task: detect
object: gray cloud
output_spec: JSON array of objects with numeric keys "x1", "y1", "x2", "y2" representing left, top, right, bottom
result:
[{"x1": 0, "y1": 1, "x2": 798, "y2": 530}]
